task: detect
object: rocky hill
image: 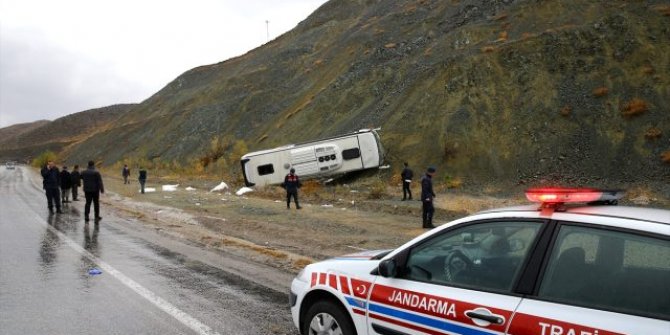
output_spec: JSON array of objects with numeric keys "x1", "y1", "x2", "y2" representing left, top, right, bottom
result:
[
  {"x1": 13, "y1": 0, "x2": 670, "y2": 187},
  {"x1": 0, "y1": 120, "x2": 50, "y2": 145},
  {"x1": 0, "y1": 104, "x2": 136, "y2": 162}
]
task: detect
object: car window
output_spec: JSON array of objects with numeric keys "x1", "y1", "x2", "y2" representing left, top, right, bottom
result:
[
  {"x1": 402, "y1": 221, "x2": 542, "y2": 292},
  {"x1": 538, "y1": 225, "x2": 670, "y2": 320}
]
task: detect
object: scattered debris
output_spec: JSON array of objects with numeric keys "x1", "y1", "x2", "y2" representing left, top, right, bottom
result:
[
  {"x1": 321, "y1": 204, "x2": 334, "y2": 208},
  {"x1": 236, "y1": 187, "x2": 254, "y2": 196},
  {"x1": 88, "y1": 268, "x2": 102, "y2": 275},
  {"x1": 143, "y1": 187, "x2": 156, "y2": 193},
  {"x1": 210, "y1": 181, "x2": 229, "y2": 192},
  {"x1": 185, "y1": 186, "x2": 197, "y2": 191},
  {"x1": 163, "y1": 196, "x2": 172, "y2": 199},
  {"x1": 162, "y1": 184, "x2": 179, "y2": 192},
  {"x1": 630, "y1": 195, "x2": 650, "y2": 205},
  {"x1": 378, "y1": 165, "x2": 391, "y2": 169}
]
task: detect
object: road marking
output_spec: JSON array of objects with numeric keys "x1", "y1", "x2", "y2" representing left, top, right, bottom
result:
[{"x1": 29, "y1": 210, "x2": 222, "y2": 335}]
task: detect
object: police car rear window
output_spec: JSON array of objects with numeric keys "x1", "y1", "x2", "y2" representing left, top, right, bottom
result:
[{"x1": 539, "y1": 225, "x2": 670, "y2": 320}]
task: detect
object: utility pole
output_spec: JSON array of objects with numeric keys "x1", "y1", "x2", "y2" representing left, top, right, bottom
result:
[{"x1": 265, "y1": 20, "x2": 269, "y2": 42}]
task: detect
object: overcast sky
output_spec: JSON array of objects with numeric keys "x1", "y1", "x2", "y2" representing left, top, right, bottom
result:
[{"x1": 0, "y1": 0, "x2": 328, "y2": 128}]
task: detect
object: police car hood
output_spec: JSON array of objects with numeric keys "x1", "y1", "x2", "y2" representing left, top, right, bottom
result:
[{"x1": 330, "y1": 249, "x2": 392, "y2": 261}]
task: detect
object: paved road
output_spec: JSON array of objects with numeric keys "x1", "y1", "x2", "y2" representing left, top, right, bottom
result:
[{"x1": 0, "y1": 166, "x2": 297, "y2": 335}]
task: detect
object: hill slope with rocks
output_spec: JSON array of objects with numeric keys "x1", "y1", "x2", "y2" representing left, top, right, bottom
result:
[{"x1": 11, "y1": 0, "x2": 670, "y2": 187}]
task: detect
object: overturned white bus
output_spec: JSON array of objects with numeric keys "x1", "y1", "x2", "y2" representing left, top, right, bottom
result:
[{"x1": 241, "y1": 129, "x2": 384, "y2": 186}]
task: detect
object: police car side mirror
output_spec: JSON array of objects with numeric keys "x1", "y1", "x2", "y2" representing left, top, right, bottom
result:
[{"x1": 378, "y1": 259, "x2": 397, "y2": 278}]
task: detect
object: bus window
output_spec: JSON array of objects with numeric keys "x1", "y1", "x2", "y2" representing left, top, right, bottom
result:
[
  {"x1": 257, "y1": 164, "x2": 275, "y2": 176},
  {"x1": 342, "y1": 148, "x2": 361, "y2": 160}
]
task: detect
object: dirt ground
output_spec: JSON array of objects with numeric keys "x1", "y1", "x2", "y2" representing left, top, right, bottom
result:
[{"x1": 100, "y1": 175, "x2": 669, "y2": 274}]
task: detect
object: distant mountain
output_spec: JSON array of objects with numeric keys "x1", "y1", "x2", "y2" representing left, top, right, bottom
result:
[
  {"x1": 0, "y1": 120, "x2": 51, "y2": 146},
  {"x1": 14, "y1": 0, "x2": 670, "y2": 186},
  {"x1": 0, "y1": 104, "x2": 136, "y2": 162}
]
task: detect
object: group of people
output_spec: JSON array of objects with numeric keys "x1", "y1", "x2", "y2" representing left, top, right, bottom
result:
[
  {"x1": 122, "y1": 164, "x2": 148, "y2": 193},
  {"x1": 281, "y1": 162, "x2": 437, "y2": 229},
  {"x1": 41, "y1": 160, "x2": 104, "y2": 222},
  {"x1": 401, "y1": 162, "x2": 437, "y2": 229}
]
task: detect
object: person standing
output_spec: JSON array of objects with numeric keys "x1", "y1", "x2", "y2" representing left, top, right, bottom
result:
[
  {"x1": 70, "y1": 165, "x2": 81, "y2": 201},
  {"x1": 138, "y1": 167, "x2": 147, "y2": 194},
  {"x1": 282, "y1": 168, "x2": 302, "y2": 209},
  {"x1": 421, "y1": 166, "x2": 436, "y2": 229},
  {"x1": 41, "y1": 161, "x2": 62, "y2": 214},
  {"x1": 81, "y1": 160, "x2": 105, "y2": 222},
  {"x1": 400, "y1": 162, "x2": 414, "y2": 201},
  {"x1": 60, "y1": 166, "x2": 72, "y2": 204},
  {"x1": 122, "y1": 164, "x2": 130, "y2": 184}
]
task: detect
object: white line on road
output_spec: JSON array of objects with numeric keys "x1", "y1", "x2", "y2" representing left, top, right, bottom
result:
[{"x1": 29, "y1": 210, "x2": 222, "y2": 335}]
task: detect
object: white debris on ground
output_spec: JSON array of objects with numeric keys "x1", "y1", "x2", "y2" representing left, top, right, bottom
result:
[
  {"x1": 236, "y1": 187, "x2": 254, "y2": 196},
  {"x1": 142, "y1": 187, "x2": 157, "y2": 193},
  {"x1": 630, "y1": 195, "x2": 650, "y2": 205},
  {"x1": 185, "y1": 186, "x2": 197, "y2": 191},
  {"x1": 162, "y1": 184, "x2": 179, "y2": 192},
  {"x1": 321, "y1": 204, "x2": 334, "y2": 208},
  {"x1": 210, "y1": 181, "x2": 229, "y2": 192},
  {"x1": 378, "y1": 165, "x2": 391, "y2": 169}
]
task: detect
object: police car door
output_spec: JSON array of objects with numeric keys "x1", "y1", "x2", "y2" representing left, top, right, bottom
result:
[
  {"x1": 507, "y1": 220, "x2": 670, "y2": 335},
  {"x1": 368, "y1": 220, "x2": 545, "y2": 335}
]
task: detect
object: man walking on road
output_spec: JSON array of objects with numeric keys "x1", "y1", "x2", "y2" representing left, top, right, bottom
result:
[
  {"x1": 41, "y1": 160, "x2": 62, "y2": 214},
  {"x1": 122, "y1": 164, "x2": 130, "y2": 184},
  {"x1": 70, "y1": 165, "x2": 81, "y2": 201},
  {"x1": 81, "y1": 160, "x2": 105, "y2": 222},
  {"x1": 421, "y1": 166, "x2": 436, "y2": 229},
  {"x1": 138, "y1": 167, "x2": 147, "y2": 194},
  {"x1": 60, "y1": 166, "x2": 72, "y2": 204},
  {"x1": 282, "y1": 168, "x2": 302, "y2": 209},
  {"x1": 400, "y1": 162, "x2": 413, "y2": 201}
]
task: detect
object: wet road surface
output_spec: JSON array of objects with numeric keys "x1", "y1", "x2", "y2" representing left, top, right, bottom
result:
[{"x1": 0, "y1": 166, "x2": 297, "y2": 335}]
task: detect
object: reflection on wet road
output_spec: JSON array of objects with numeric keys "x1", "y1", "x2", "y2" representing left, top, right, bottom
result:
[{"x1": 0, "y1": 166, "x2": 296, "y2": 335}]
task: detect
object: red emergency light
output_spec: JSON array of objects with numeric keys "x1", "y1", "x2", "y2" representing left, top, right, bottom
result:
[{"x1": 525, "y1": 187, "x2": 625, "y2": 205}]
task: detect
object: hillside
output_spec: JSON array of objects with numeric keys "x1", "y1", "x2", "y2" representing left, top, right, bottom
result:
[
  {"x1": 0, "y1": 104, "x2": 136, "y2": 162},
  {"x1": 0, "y1": 120, "x2": 50, "y2": 146},
  {"x1": 28, "y1": 0, "x2": 670, "y2": 187}
]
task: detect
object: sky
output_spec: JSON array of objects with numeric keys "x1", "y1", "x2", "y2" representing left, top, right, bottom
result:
[{"x1": 0, "y1": 0, "x2": 328, "y2": 128}]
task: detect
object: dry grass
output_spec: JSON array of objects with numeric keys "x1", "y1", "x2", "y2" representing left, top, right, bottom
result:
[
  {"x1": 367, "y1": 178, "x2": 387, "y2": 199},
  {"x1": 662, "y1": 151, "x2": 670, "y2": 164},
  {"x1": 560, "y1": 105, "x2": 572, "y2": 117},
  {"x1": 644, "y1": 127, "x2": 662, "y2": 140},
  {"x1": 592, "y1": 87, "x2": 609, "y2": 97},
  {"x1": 497, "y1": 31, "x2": 508, "y2": 42},
  {"x1": 300, "y1": 180, "x2": 323, "y2": 197},
  {"x1": 292, "y1": 258, "x2": 313, "y2": 270},
  {"x1": 385, "y1": 43, "x2": 397, "y2": 48},
  {"x1": 641, "y1": 65, "x2": 655, "y2": 75},
  {"x1": 652, "y1": 4, "x2": 670, "y2": 16},
  {"x1": 445, "y1": 176, "x2": 463, "y2": 189},
  {"x1": 621, "y1": 98, "x2": 649, "y2": 118}
]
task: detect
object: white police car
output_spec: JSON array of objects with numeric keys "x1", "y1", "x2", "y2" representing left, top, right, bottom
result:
[{"x1": 289, "y1": 188, "x2": 669, "y2": 335}]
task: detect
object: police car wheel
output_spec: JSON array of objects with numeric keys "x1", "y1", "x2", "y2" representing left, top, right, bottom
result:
[{"x1": 303, "y1": 300, "x2": 356, "y2": 335}]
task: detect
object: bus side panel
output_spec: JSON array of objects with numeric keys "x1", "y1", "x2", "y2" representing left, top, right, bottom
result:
[
  {"x1": 357, "y1": 133, "x2": 381, "y2": 169},
  {"x1": 245, "y1": 151, "x2": 291, "y2": 186}
]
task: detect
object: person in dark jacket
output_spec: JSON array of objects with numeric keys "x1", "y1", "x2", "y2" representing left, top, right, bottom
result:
[
  {"x1": 400, "y1": 162, "x2": 414, "y2": 201},
  {"x1": 122, "y1": 164, "x2": 130, "y2": 184},
  {"x1": 421, "y1": 166, "x2": 437, "y2": 229},
  {"x1": 41, "y1": 160, "x2": 62, "y2": 214},
  {"x1": 282, "y1": 168, "x2": 302, "y2": 209},
  {"x1": 60, "y1": 166, "x2": 72, "y2": 204},
  {"x1": 70, "y1": 165, "x2": 81, "y2": 201},
  {"x1": 138, "y1": 167, "x2": 147, "y2": 194},
  {"x1": 81, "y1": 160, "x2": 105, "y2": 222}
]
